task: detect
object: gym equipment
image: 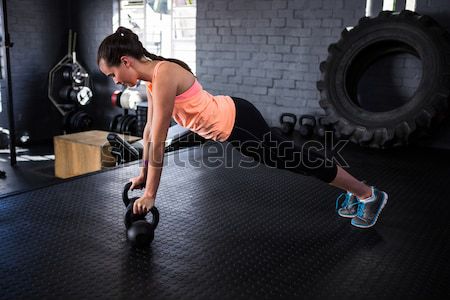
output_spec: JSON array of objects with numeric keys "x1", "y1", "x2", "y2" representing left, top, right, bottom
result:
[
  {"x1": 109, "y1": 114, "x2": 121, "y2": 133},
  {"x1": 112, "y1": 115, "x2": 121, "y2": 133},
  {"x1": 61, "y1": 64, "x2": 74, "y2": 82},
  {"x1": 107, "y1": 132, "x2": 140, "y2": 164},
  {"x1": 111, "y1": 89, "x2": 143, "y2": 110},
  {"x1": 62, "y1": 64, "x2": 88, "y2": 84},
  {"x1": 124, "y1": 201, "x2": 159, "y2": 248},
  {"x1": 124, "y1": 199, "x2": 146, "y2": 228},
  {"x1": 59, "y1": 86, "x2": 93, "y2": 105},
  {"x1": 59, "y1": 86, "x2": 77, "y2": 102},
  {"x1": 315, "y1": 116, "x2": 334, "y2": 137},
  {"x1": 106, "y1": 123, "x2": 206, "y2": 165},
  {"x1": 317, "y1": 10, "x2": 450, "y2": 148},
  {"x1": 0, "y1": 128, "x2": 9, "y2": 149},
  {"x1": 122, "y1": 182, "x2": 159, "y2": 248},
  {"x1": 134, "y1": 102, "x2": 178, "y2": 138},
  {"x1": 298, "y1": 115, "x2": 316, "y2": 138},
  {"x1": 74, "y1": 86, "x2": 93, "y2": 106},
  {"x1": 109, "y1": 114, "x2": 138, "y2": 136},
  {"x1": 111, "y1": 91, "x2": 121, "y2": 107},
  {"x1": 109, "y1": 88, "x2": 142, "y2": 136},
  {"x1": 136, "y1": 102, "x2": 148, "y2": 137},
  {"x1": 123, "y1": 115, "x2": 137, "y2": 134},
  {"x1": 0, "y1": 128, "x2": 28, "y2": 149},
  {"x1": 18, "y1": 131, "x2": 30, "y2": 146},
  {"x1": 48, "y1": 30, "x2": 93, "y2": 123},
  {"x1": 118, "y1": 115, "x2": 128, "y2": 133},
  {"x1": 279, "y1": 113, "x2": 297, "y2": 135},
  {"x1": 63, "y1": 109, "x2": 93, "y2": 133}
]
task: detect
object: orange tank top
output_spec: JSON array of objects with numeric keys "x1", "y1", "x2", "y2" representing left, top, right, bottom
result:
[{"x1": 147, "y1": 61, "x2": 236, "y2": 142}]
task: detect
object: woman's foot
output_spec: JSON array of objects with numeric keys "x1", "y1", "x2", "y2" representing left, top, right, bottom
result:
[
  {"x1": 351, "y1": 186, "x2": 388, "y2": 228},
  {"x1": 336, "y1": 191, "x2": 359, "y2": 218}
]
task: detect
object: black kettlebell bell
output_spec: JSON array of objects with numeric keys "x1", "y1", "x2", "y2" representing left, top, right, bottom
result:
[
  {"x1": 123, "y1": 182, "x2": 159, "y2": 248},
  {"x1": 315, "y1": 116, "x2": 334, "y2": 137},
  {"x1": 315, "y1": 116, "x2": 326, "y2": 137},
  {"x1": 280, "y1": 113, "x2": 297, "y2": 135},
  {"x1": 298, "y1": 115, "x2": 316, "y2": 138}
]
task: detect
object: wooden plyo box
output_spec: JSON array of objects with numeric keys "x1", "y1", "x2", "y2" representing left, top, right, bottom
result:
[{"x1": 54, "y1": 130, "x2": 141, "y2": 179}]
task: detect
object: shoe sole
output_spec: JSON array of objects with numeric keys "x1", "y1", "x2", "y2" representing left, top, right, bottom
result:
[
  {"x1": 338, "y1": 211, "x2": 357, "y2": 218},
  {"x1": 351, "y1": 192, "x2": 388, "y2": 229}
]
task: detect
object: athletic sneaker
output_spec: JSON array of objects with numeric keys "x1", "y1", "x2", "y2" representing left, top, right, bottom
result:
[
  {"x1": 336, "y1": 191, "x2": 359, "y2": 218},
  {"x1": 351, "y1": 186, "x2": 388, "y2": 229}
]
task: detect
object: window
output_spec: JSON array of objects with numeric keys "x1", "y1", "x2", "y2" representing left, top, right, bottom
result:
[
  {"x1": 115, "y1": 0, "x2": 197, "y2": 74},
  {"x1": 365, "y1": 0, "x2": 416, "y2": 17}
]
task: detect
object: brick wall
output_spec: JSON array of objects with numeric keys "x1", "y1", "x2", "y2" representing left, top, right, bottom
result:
[
  {"x1": 196, "y1": 0, "x2": 450, "y2": 148},
  {"x1": 196, "y1": 0, "x2": 366, "y2": 127}
]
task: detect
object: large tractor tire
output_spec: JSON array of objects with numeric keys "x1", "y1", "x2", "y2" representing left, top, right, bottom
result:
[{"x1": 317, "y1": 10, "x2": 450, "y2": 148}]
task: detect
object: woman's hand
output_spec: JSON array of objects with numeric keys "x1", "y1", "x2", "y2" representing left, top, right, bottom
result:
[
  {"x1": 133, "y1": 195, "x2": 155, "y2": 215},
  {"x1": 129, "y1": 174, "x2": 146, "y2": 190}
]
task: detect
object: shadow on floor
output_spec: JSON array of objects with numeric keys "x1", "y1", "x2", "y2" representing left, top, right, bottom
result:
[{"x1": 0, "y1": 142, "x2": 63, "y2": 198}]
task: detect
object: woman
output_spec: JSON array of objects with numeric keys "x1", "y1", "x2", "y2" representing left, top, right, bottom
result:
[{"x1": 97, "y1": 27, "x2": 388, "y2": 229}]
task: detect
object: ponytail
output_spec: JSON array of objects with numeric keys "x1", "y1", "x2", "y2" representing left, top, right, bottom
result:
[{"x1": 97, "y1": 26, "x2": 194, "y2": 75}]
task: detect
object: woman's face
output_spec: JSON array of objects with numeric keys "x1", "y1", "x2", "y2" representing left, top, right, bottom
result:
[{"x1": 99, "y1": 57, "x2": 138, "y2": 87}]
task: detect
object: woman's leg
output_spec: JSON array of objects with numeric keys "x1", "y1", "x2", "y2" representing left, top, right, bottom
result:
[
  {"x1": 226, "y1": 97, "x2": 369, "y2": 193},
  {"x1": 226, "y1": 97, "x2": 388, "y2": 228},
  {"x1": 329, "y1": 166, "x2": 371, "y2": 198}
]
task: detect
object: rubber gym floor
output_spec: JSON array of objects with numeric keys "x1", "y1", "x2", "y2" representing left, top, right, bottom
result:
[{"x1": 0, "y1": 139, "x2": 449, "y2": 299}]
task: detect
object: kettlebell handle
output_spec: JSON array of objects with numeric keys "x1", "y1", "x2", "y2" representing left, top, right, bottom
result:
[
  {"x1": 299, "y1": 115, "x2": 316, "y2": 127},
  {"x1": 279, "y1": 113, "x2": 297, "y2": 125},
  {"x1": 148, "y1": 206, "x2": 160, "y2": 230},
  {"x1": 122, "y1": 181, "x2": 147, "y2": 206},
  {"x1": 318, "y1": 116, "x2": 328, "y2": 126},
  {"x1": 123, "y1": 182, "x2": 160, "y2": 230},
  {"x1": 123, "y1": 182, "x2": 133, "y2": 207},
  {"x1": 127, "y1": 199, "x2": 160, "y2": 230}
]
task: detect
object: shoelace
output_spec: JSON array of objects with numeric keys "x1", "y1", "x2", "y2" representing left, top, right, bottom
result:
[
  {"x1": 357, "y1": 201, "x2": 365, "y2": 217},
  {"x1": 335, "y1": 192, "x2": 358, "y2": 212},
  {"x1": 356, "y1": 188, "x2": 377, "y2": 218}
]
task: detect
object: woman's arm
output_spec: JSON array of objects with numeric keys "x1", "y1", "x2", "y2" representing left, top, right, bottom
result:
[
  {"x1": 139, "y1": 90, "x2": 153, "y2": 177},
  {"x1": 143, "y1": 63, "x2": 177, "y2": 199}
]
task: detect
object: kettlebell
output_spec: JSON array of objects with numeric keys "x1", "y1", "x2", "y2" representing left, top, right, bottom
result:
[
  {"x1": 123, "y1": 182, "x2": 160, "y2": 248},
  {"x1": 315, "y1": 116, "x2": 326, "y2": 137},
  {"x1": 316, "y1": 116, "x2": 334, "y2": 137},
  {"x1": 280, "y1": 113, "x2": 297, "y2": 135},
  {"x1": 298, "y1": 115, "x2": 316, "y2": 138}
]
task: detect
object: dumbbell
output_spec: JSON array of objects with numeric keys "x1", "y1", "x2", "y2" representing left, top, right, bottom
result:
[
  {"x1": 122, "y1": 115, "x2": 137, "y2": 134},
  {"x1": 298, "y1": 115, "x2": 316, "y2": 138},
  {"x1": 109, "y1": 114, "x2": 121, "y2": 132},
  {"x1": 279, "y1": 113, "x2": 297, "y2": 135},
  {"x1": 62, "y1": 64, "x2": 87, "y2": 84},
  {"x1": 63, "y1": 109, "x2": 92, "y2": 133},
  {"x1": 73, "y1": 110, "x2": 92, "y2": 131},
  {"x1": 59, "y1": 86, "x2": 92, "y2": 105},
  {"x1": 62, "y1": 65, "x2": 74, "y2": 82},
  {"x1": 111, "y1": 114, "x2": 127, "y2": 133},
  {"x1": 122, "y1": 182, "x2": 159, "y2": 248}
]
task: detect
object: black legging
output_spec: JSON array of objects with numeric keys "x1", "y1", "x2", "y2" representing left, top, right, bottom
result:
[{"x1": 226, "y1": 97, "x2": 338, "y2": 183}]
